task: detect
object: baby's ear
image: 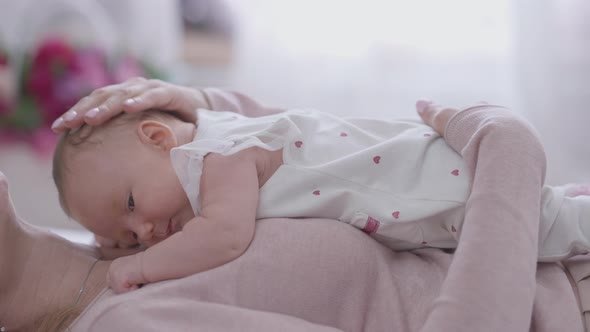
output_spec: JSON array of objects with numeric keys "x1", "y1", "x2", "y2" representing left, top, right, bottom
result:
[{"x1": 137, "y1": 120, "x2": 178, "y2": 151}]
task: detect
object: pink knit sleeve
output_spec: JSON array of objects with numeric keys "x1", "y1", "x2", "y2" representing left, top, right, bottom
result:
[
  {"x1": 421, "y1": 106, "x2": 547, "y2": 331},
  {"x1": 201, "y1": 88, "x2": 285, "y2": 117}
]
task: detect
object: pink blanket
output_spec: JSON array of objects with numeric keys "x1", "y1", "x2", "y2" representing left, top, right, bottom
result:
[
  {"x1": 70, "y1": 217, "x2": 580, "y2": 331},
  {"x1": 69, "y1": 90, "x2": 583, "y2": 331}
]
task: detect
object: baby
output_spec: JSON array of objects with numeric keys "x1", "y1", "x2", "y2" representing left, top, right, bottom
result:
[{"x1": 53, "y1": 90, "x2": 590, "y2": 293}]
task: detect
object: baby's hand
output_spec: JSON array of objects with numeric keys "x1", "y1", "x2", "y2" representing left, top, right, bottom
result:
[
  {"x1": 415, "y1": 100, "x2": 460, "y2": 137},
  {"x1": 51, "y1": 77, "x2": 210, "y2": 133},
  {"x1": 107, "y1": 253, "x2": 147, "y2": 294}
]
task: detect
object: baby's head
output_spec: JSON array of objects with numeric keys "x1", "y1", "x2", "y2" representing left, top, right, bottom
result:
[{"x1": 53, "y1": 110, "x2": 196, "y2": 247}]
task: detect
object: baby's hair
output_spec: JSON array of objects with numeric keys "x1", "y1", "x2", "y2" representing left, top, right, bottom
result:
[{"x1": 52, "y1": 110, "x2": 185, "y2": 216}]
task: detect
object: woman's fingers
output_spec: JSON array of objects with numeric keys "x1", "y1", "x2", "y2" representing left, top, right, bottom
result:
[
  {"x1": 50, "y1": 78, "x2": 203, "y2": 133},
  {"x1": 52, "y1": 94, "x2": 105, "y2": 132},
  {"x1": 126, "y1": 86, "x2": 175, "y2": 111},
  {"x1": 81, "y1": 84, "x2": 150, "y2": 126},
  {"x1": 51, "y1": 77, "x2": 151, "y2": 133},
  {"x1": 416, "y1": 99, "x2": 460, "y2": 136}
]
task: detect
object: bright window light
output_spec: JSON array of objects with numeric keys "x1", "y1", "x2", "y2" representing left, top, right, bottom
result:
[{"x1": 229, "y1": 0, "x2": 512, "y2": 58}]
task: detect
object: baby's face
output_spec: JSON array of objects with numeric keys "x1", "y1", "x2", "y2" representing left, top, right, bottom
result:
[{"x1": 62, "y1": 132, "x2": 195, "y2": 247}]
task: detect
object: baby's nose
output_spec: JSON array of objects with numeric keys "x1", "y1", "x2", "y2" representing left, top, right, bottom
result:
[{"x1": 135, "y1": 222, "x2": 155, "y2": 242}]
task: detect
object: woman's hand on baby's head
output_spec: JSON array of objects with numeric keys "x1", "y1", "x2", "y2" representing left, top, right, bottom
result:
[
  {"x1": 415, "y1": 100, "x2": 460, "y2": 137},
  {"x1": 51, "y1": 77, "x2": 211, "y2": 133}
]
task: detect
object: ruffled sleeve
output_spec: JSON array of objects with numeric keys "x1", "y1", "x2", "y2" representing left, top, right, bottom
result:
[
  {"x1": 171, "y1": 110, "x2": 302, "y2": 215},
  {"x1": 171, "y1": 138, "x2": 235, "y2": 215}
]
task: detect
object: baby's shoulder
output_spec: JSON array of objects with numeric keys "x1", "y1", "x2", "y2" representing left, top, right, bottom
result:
[
  {"x1": 203, "y1": 146, "x2": 259, "y2": 166},
  {"x1": 203, "y1": 146, "x2": 280, "y2": 185}
]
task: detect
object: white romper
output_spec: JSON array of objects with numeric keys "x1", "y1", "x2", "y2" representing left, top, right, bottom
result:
[{"x1": 171, "y1": 109, "x2": 590, "y2": 258}]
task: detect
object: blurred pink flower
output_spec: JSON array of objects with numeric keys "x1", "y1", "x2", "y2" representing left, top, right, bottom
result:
[
  {"x1": 26, "y1": 38, "x2": 113, "y2": 125},
  {"x1": 0, "y1": 129, "x2": 20, "y2": 144},
  {"x1": 0, "y1": 56, "x2": 16, "y2": 116},
  {"x1": 0, "y1": 99, "x2": 9, "y2": 116},
  {"x1": 0, "y1": 35, "x2": 161, "y2": 157},
  {"x1": 26, "y1": 37, "x2": 78, "y2": 123},
  {"x1": 0, "y1": 51, "x2": 7, "y2": 66},
  {"x1": 31, "y1": 36, "x2": 77, "y2": 71}
]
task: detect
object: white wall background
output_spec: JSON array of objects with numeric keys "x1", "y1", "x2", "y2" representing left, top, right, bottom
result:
[{"x1": 218, "y1": 0, "x2": 590, "y2": 186}]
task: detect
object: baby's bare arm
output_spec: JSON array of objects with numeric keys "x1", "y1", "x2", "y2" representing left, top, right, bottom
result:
[{"x1": 140, "y1": 148, "x2": 259, "y2": 282}]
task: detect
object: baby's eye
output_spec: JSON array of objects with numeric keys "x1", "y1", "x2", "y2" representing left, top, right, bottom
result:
[
  {"x1": 128, "y1": 192, "x2": 135, "y2": 212},
  {"x1": 131, "y1": 232, "x2": 138, "y2": 240}
]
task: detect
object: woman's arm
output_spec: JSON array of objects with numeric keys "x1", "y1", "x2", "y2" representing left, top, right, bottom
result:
[
  {"x1": 200, "y1": 87, "x2": 285, "y2": 116},
  {"x1": 418, "y1": 102, "x2": 546, "y2": 331}
]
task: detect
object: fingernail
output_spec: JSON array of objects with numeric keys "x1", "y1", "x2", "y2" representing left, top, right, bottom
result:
[
  {"x1": 51, "y1": 117, "x2": 64, "y2": 130},
  {"x1": 64, "y1": 111, "x2": 78, "y2": 121},
  {"x1": 124, "y1": 98, "x2": 136, "y2": 106},
  {"x1": 416, "y1": 100, "x2": 431, "y2": 113},
  {"x1": 86, "y1": 108, "x2": 100, "y2": 118}
]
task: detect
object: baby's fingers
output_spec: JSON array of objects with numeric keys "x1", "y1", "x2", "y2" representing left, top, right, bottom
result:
[{"x1": 416, "y1": 100, "x2": 459, "y2": 137}]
